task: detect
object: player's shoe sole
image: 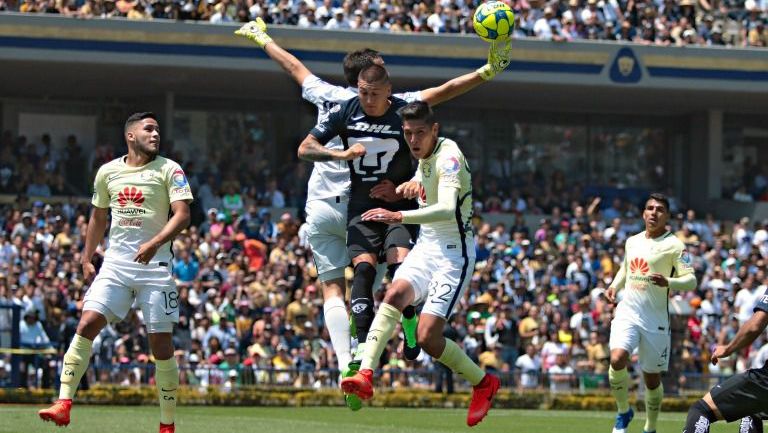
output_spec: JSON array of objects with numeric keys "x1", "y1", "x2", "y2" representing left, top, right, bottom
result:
[
  {"x1": 159, "y1": 422, "x2": 175, "y2": 433},
  {"x1": 340, "y1": 369, "x2": 374, "y2": 401},
  {"x1": 342, "y1": 363, "x2": 363, "y2": 411},
  {"x1": 467, "y1": 374, "x2": 500, "y2": 427},
  {"x1": 38, "y1": 399, "x2": 72, "y2": 427}
]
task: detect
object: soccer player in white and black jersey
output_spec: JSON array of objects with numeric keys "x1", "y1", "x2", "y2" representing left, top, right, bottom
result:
[
  {"x1": 681, "y1": 290, "x2": 768, "y2": 433},
  {"x1": 234, "y1": 17, "x2": 512, "y2": 409},
  {"x1": 299, "y1": 65, "x2": 419, "y2": 372}
]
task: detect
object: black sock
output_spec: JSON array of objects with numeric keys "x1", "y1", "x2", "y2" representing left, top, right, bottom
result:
[
  {"x1": 683, "y1": 399, "x2": 718, "y2": 433},
  {"x1": 740, "y1": 416, "x2": 764, "y2": 433},
  {"x1": 351, "y1": 262, "x2": 376, "y2": 342},
  {"x1": 387, "y1": 263, "x2": 401, "y2": 280}
]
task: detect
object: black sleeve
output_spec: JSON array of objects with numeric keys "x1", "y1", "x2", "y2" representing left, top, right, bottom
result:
[
  {"x1": 309, "y1": 104, "x2": 345, "y2": 145},
  {"x1": 754, "y1": 288, "x2": 768, "y2": 314}
]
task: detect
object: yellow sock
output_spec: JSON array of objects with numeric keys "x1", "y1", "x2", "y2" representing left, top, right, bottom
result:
[
  {"x1": 644, "y1": 383, "x2": 663, "y2": 432},
  {"x1": 609, "y1": 366, "x2": 630, "y2": 413},
  {"x1": 360, "y1": 303, "x2": 401, "y2": 371},
  {"x1": 154, "y1": 357, "x2": 179, "y2": 425},
  {"x1": 59, "y1": 334, "x2": 93, "y2": 400},
  {"x1": 437, "y1": 338, "x2": 485, "y2": 386}
]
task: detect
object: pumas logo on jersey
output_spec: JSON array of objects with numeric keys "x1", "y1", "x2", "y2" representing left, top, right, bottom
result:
[
  {"x1": 118, "y1": 186, "x2": 145, "y2": 207},
  {"x1": 629, "y1": 257, "x2": 649, "y2": 275},
  {"x1": 348, "y1": 122, "x2": 400, "y2": 135}
]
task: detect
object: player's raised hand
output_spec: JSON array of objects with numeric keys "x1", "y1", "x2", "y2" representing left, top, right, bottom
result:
[
  {"x1": 81, "y1": 260, "x2": 96, "y2": 283},
  {"x1": 234, "y1": 18, "x2": 273, "y2": 49},
  {"x1": 361, "y1": 208, "x2": 403, "y2": 224},
  {"x1": 396, "y1": 181, "x2": 422, "y2": 200},
  {"x1": 370, "y1": 179, "x2": 399, "y2": 202},
  {"x1": 342, "y1": 143, "x2": 367, "y2": 160},
  {"x1": 649, "y1": 273, "x2": 669, "y2": 287},
  {"x1": 477, "y1": 36, "x2": 512, "y2": 80},
  {"x1": 134, "y1": 241, "x2": 159, "y2": 265},
  {"x1": 711, "y1": 345, "x2": 730, "y2": 365},
  {"x1": 605, "y1": 286, "x2": 617, "y2": 303}
]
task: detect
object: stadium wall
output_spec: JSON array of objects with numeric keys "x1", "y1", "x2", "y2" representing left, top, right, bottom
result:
[{"x1": 1, "y1": 14, "x2": 766, "y2": 218}]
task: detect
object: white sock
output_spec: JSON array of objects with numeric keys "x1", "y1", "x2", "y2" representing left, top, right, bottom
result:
[{"x1": 323, "y1": 296, "x2": 352, "y2": 370}]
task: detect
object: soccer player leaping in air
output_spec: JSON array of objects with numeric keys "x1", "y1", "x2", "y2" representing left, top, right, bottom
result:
[{"x1": 340, "y1": 101, "x2": 499, "y2": 427}]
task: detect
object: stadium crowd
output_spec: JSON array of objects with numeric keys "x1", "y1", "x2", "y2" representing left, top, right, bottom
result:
[
  {"x1": 1, "y1": 128, "x2": 768, "y2": 394},
  {"x1": 1, "y1": 0, "x2": 768, "y2": 47}
]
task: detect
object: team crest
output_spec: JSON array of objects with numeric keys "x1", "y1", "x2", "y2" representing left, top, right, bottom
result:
[{"x1": 423, "y1": 162, "x2": 432, "y2": 178}]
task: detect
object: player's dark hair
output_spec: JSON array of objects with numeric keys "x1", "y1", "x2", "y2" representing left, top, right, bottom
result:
[
  {"x1": 646, "y1": 192, "x2": 670, "y2": 213},
  {"x1": 124, "y1": 112, "x2": 158, "y2": 133},
  {"x1": 358, "y1": 64, "x2": 390, "y2": 86},
  {"x1": 399, "y1": 101, "x2": 435, "y2": 125},
  {"x1": 343, "y1": 48, "x2": 380, "y2": 87}
]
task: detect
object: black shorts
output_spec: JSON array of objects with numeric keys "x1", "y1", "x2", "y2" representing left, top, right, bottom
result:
[
  {"x1": 346, "y1": 215, "x2": 418, "y2": 259},
  {"x1": 711, "y1": 366, "x2": 768, "y2": 422}
]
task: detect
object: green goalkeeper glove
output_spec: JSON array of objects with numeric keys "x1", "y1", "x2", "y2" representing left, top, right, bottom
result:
[
  {"x1": 234, "y1": 18, "x2": 272, "y2": 49},
  {"x1": 476, "y1": 37, "x2": 512, "y2": 81}
]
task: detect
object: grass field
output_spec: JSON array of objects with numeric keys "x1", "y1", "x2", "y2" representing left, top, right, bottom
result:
[{"x1": 0, "y1": 405, "x2": 740, "y2": 433}]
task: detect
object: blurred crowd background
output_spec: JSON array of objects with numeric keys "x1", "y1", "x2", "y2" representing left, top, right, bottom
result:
[
  {"x1": 2, "y1": 128, "x2": 768, "y2": 394},
  {"x1": 1, "y1": 0, "x2": 768, "y2": 47}
]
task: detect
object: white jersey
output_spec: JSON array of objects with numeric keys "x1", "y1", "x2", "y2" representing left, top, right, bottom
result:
[
  {"x1": 614, "y1": 231, "x2": 693, "y2": 332},
  {"x1": 92, "y1": 156, "x2": 193, "y2": 263},
  {"x1": 301, "y1": 74, "x2": 421, "y2": 201},
  {"x1": 414, "y1": 138, "x2": 474, "y2": 251}
]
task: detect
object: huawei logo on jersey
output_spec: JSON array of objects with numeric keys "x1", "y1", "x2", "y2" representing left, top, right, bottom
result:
[
  {"x1": 629, "y1": 257, "x2": 649, "y2": 275},
  {"x1": 118, "y1": 186, "x2": 145, "y2": 207}
]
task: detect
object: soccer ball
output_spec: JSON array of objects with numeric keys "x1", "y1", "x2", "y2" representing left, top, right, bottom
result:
[{"x1": 473, "y1": 1, "x2": 515, "y2": 42}]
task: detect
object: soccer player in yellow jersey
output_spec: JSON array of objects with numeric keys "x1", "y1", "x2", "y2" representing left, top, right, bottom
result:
[
  {"x1": 39, "y1": 113, "x2": 192, "y2": 433},
  {"x1": 605, "y1": 193, "x2": 696, "y2": 433},
  {"x1": 341, "y1": 101, "x2": 499, "y2": 427}
]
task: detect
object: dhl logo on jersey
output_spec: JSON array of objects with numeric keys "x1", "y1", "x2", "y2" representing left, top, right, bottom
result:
[
  {"x1": 118, "y1": 186, "x2": 145, "y2": 208},
  {"x1": 629, "y1": 257, "x2": 649, "y2": 275}
]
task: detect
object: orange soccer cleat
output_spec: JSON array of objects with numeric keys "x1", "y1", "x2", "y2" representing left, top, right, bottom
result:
[
  {"x1": 467, "y1": 374, "x2": 500, "y2": 427},
  {"x1": 159, "y1": 423, "x2": 175, "y2": 433},
  {"x1": 38, "y1": 399, "x2": 72, "y2": 427},
  {"x1": 340, "y1": 368, "x2": 374, "y2": 401}
]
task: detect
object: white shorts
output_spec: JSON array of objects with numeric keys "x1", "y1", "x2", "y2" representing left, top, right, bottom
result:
[
  {"x1": 393, "y1": 243, "x2": 474, "y2": 319},
  {"x1": 83, "y1": 257, "x2": 178, "y2": 331},
  {"x1": 305, "y1": 197, "x2": 349, "y2": 282},
  {"x1": 609, "y1": 318, "x2": 670, "y2": 373}
]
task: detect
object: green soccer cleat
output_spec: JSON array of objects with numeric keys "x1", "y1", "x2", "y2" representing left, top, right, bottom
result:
[{"x1": 342, "y1": 362, "x2": 362, "y2": 411}]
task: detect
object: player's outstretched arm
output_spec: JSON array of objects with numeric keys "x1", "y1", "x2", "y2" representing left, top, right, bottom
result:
[
  {"x1": 80, "y1": 206, "x2": 109, "y2": 282},
  {"x1": 298, "y1": 135, "x2": 366, "y2": 162},
  {"x1": 134, "y1": 200, "x2": 191, "y2": 265},
  {"x1": 235, "y1": 18, "x2": 312, "y2": 85},
  {"x1": 419, "y1": 38, "x2": 512, "y2": 107},
  {"x1": 712, "y1": 310, "x2": 768, "y2": 365}
]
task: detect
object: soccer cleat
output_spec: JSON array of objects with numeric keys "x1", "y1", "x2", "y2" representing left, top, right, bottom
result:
[
  {"x1": 611, "y1": 408, "x2": 634, "y2": 433},
  {"x1": 234, "y1": 18, "x2": 272, "y2": 48},
  {"x1": 38, "y1": 399, "x2": 72, "y2": 427},
  {"x1": 340, "y1": 368, "x2": 374, "y2": 401},
  {"x1": 342, "y1": 363, "x2": 363, "y2": 411},
  {"x1": 403, "y1": 341, "x2": 421, "y2": 361},
  {"x1": 159, "y1": 423, "x2": 175, "y2": 433},
  {"x1": 467, "y1": 373, "x2": 500, "y2": 427}
]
